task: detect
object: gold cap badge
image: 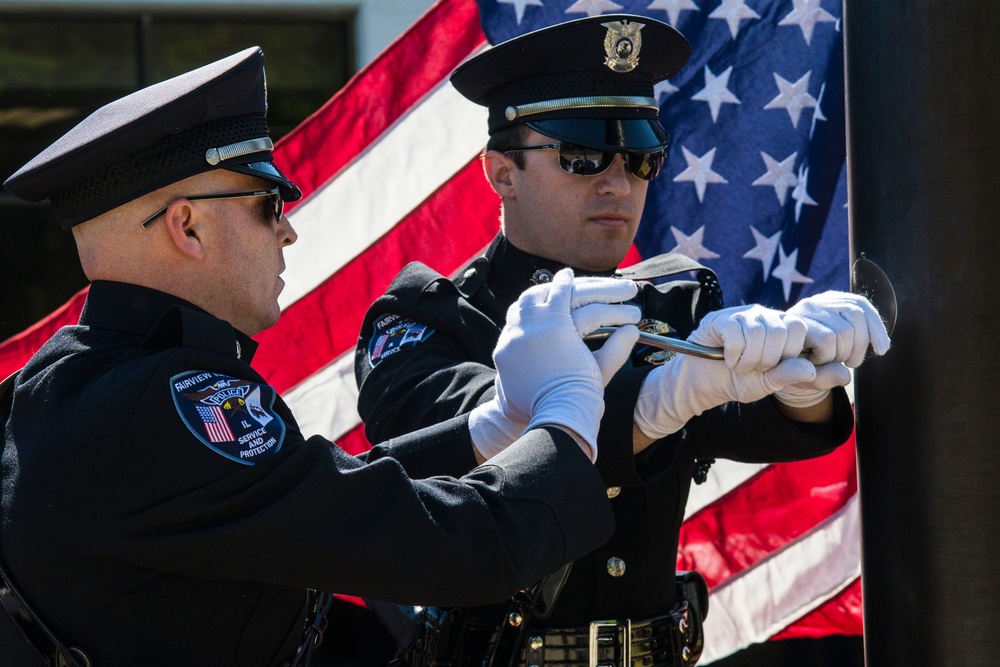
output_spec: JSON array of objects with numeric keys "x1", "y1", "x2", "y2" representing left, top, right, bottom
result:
[{"x1": 603, "y1": 20, "x2": 644, "y2": 73}]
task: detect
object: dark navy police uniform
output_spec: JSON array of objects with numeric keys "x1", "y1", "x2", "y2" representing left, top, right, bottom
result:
[
  {"x1": 354, "y1": 15, "x2": 857, "y2": 663},
  {"x1": 0, "y1": 45, "x2": 618, "y2": 667},
  {"x1": 0, "y1": 281, "x2": 614, "y2": 666},
  {"x1": 355, "y1": 237, "x2": 855, "y2": 649}
]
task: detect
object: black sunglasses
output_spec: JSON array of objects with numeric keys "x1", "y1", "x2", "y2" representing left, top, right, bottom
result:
[
  {"x1": 140, "y1": 187, "x2": 284, "y2": 229},
  {"x1": 504, "y1": 143, "x2": 665, "y2": 181}
]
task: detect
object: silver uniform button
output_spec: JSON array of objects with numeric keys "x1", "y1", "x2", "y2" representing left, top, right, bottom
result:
[
  {"x1": 463, "y1": 267, "x2": 477, "y2": 281},
  {"x1": 606, "y1": 486, "x2": 621, "y2": 498},
  {"x1": 607, "y1": 557, "x2": 626, "y2": 577}
]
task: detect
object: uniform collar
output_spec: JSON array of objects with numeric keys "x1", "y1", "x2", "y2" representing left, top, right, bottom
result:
[
  {"x1": 484, "y1": 233, "x2": 617, "y2": 300},
  {"x1": 79, "y1": 281, "x2": 258, "y2": 362}
]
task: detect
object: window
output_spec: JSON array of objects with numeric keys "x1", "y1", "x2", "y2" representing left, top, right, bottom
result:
[{"x1": 0, "y1": 11, "x2": 353, "y2": 342}]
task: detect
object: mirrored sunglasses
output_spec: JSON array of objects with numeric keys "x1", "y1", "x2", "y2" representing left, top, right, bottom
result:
[{"x1": 504, "y1": 143, "x2": 665, "y2": 181}]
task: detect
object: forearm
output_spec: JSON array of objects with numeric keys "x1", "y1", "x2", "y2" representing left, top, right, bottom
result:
[{"x1": 633, "y1": 421, "x2": 657, "y2": 454}]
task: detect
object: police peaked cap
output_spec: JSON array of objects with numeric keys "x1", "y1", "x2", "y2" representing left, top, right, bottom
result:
[
  {"x1": 451, "y1": 14, "x2": 690, "y2": 153},
  {"x1": 4, "y1": 46, "x2": 301, "y2": 229}
]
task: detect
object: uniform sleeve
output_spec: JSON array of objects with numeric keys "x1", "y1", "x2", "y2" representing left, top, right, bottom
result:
[
  {"x1": 688, "y1": 387, "x2": 855, "y2": 462},
  {"x1": 112, "y1": 354, "x2": 615, "y2": 608},
  {"x1": 357, "y1": 325, "x2": 497, "y2": 445}
]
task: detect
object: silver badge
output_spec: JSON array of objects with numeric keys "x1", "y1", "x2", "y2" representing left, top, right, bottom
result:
[{"x1": 603, "y1": 20, "x2": 644, "y2": 73}]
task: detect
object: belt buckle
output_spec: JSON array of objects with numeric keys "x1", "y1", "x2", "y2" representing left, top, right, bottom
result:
[{"x1": 588, "y1": 619, "x2": 631, "y2": 667}]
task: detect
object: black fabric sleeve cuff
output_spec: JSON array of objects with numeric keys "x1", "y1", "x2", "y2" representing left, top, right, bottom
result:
[{"x1": 594, "y1": 366, "x2": 656, "y2": 487}]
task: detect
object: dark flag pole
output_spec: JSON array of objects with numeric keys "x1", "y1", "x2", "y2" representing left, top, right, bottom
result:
[{"x1": 844, "y1": 2, "x2": 1000, "y2": 664}]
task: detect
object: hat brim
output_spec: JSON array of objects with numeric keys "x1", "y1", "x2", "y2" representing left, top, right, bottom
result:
[
  {"x1": 527, "y1": 118, "x2": 669, "y2": 153},
  {"x1": 227, "y1": 160, "x2": 302, "y2": 202}
]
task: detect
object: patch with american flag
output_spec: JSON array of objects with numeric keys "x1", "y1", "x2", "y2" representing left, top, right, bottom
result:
[
  {"x1": 169, "y1": 370, "x2": 285, "y2": 465},
  {"x1": 367, "y1": 314, "x2": 436, "y2": 367}
]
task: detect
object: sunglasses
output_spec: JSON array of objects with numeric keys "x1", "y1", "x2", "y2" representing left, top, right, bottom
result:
[
  {"x1": 140, "y1": 187, "x2": 284, "y2": 229},
  {"x1": 504, "y1": 143, "x2": 665, "y2": 181}
]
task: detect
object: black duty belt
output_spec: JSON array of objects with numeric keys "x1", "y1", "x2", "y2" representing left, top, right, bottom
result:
[
  {"x1": 456, "y1": 602, "x2": 703, "y2": 667},
  {"x1": 396, "y1": 589, "x2": 706, "y2": 667}
]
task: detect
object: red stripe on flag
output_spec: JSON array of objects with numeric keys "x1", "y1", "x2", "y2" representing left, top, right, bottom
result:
[
  {"x1": 274, "y1": 0, "x2": 486, "y2": 210},
  {"x1": 772, "y1": 577, "x2": 864, "y2": 638},
  {"x1": 0, "y1": 285, "x2": 89, "y2": 379},
  {"x1": 677, "y1": 433, "x2": 858, "y2": 587},
  {"x1": 334, "y1": 424, "x2": 372, "y2": 457},
  {"x1": 253, "y1": 160, "x2": 499, "y2": 393}
]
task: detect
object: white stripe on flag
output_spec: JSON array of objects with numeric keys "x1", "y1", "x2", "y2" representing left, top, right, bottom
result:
[
  {"x1": 279, "y1": 81, "x2": 489, "y2": 309},
  {"x1": 700, "y1": 493, "x2": 862, "y2": 663},
  {"x1": 685, "y1": 459, "x2": 769, "y2": 520},
  {"x1": 283, "y1": 352, "x2": 360, "y2": 441}
]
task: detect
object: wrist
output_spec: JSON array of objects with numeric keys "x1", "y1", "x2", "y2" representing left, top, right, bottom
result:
[{"x1": 469, "y1": 399, "x2": 525, "y2": 460}]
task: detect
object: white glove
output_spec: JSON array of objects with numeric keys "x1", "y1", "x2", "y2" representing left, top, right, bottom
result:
[
  {"x1": 786, "y1": 291, "x2": 891, "y2": 367},
  {"x1": 774, "y1": 291, "x2": 892, "y2": 408},
  {"x1": 689, "y1": 304, "x2": 809, "y2": 372},
  {"x1": 469, "y1": 269, "x2": 640, "y2": 460},
  {"x1": 634, "y1": 305, "x2": 818, "y2": 439}
]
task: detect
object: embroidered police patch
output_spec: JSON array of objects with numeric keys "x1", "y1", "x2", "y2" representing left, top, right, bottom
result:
[
  {"x1": 170, "y1": 371, "x2": 285, "y2": 465},
  {"x1": 368, "y1": 314, "x2": 435, "y2": 367}
]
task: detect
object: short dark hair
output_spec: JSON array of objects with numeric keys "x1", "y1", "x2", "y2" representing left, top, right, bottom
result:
[{"x1": 486, "y1": 124, "x2": 532, "y2": 169}]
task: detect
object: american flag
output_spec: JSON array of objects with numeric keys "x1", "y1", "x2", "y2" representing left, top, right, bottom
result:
[
  {"x1": 195, "y1": 404, "x2": 236, "y2": 444},
  {"x1": 0, "y1": 0, "x2": 861, "y2": 661}
]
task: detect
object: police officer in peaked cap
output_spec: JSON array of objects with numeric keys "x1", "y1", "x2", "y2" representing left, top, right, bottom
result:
[
  {"x1": 354, "y1": 14, "x2": 890, "y2": 667},
  {"x1": 0, "y1": 45, "x2": 647, "y2": 666}
]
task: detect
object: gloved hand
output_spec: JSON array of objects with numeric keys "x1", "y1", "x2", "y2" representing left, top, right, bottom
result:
[
  {"x1": 469, "y1": 269, "x2": 640, "y2": 460},
  {"x1": 634, "y1": 305, "x2": 818, "y2": 439},
  {"x1": 773, "y1": 291, "x2": 892, "y2": 408},
  {"x1": 686, "y1": 304, "x2": 809, "y2": 372}
]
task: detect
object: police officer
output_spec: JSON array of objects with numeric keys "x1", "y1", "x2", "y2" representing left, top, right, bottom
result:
[
  {"x1": 354, "y1": 15, "x2": 891, "y2": 667},
  {"x1": 0, "y1": 47, "x2": 646, "y2": 667}
]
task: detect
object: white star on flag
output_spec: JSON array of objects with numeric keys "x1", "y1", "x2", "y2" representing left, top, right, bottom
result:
[
  {"x1": 499, "y1": 0, "x2": 545, "y2": 24},
  {"x1": 691, "y1": 65, "x2": 741, "y2": 123},
  {"x1": 778, "y1": 0, "x2": 837, "y2": 45},
  {"x1": 743, "y1": 225, "x2": 783, "y2": 280},
  {"x1": 669, "y1": 225, "x2": 721, "y2": 261},
  {"x1": 792, "y1": 163, "x2": 818, "y2": 222},
  {"x1": 753, "y1": 151, "x2": 799, "y2": 205},
  {"x1": 673, "y1": 146, "x2": 728, "y2": 202},
  {"x1": 772, "y1": 244, "x2": 814, "y2": 301},
  {"x1": 646, "y1": 0, "x2": 700, "y2": 25},
  {"x1": 566, "y1": 0, "x2": 624, "y2": 16},
  {"x1": 764, "y1": 71, "x2": 818, "y2": 128},
  {"x1": 654, "y1": 79, "x2": 679, "y2": 102},
  {"x1": 709, "y1": 0, "x2": 761, "y2": 40}
]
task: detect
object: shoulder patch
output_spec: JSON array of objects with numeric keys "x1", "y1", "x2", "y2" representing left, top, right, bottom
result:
[
  {"x1": 367, "y1": 314, "x2": 435, "y2": 367},
  {"x1": 170, "y1": 371, "x2": 286, "y2": 465}
]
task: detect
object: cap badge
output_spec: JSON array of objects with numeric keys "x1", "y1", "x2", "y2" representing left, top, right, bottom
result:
[{"x1": 602, "y1": 20, "x2": 644, "y2": 73}]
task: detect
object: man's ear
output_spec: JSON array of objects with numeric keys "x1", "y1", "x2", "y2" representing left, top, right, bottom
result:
[
  {"x1": 162, "y1": 199, "x2": 206, "y2": 260},
  {"x1": 484, "y1": 150, "x2": 519, "y2": 199}
]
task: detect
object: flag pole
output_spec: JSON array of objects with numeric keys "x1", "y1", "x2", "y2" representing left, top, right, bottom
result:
[{"x1": 844, "y1": 2, "x2": 1000, "y2": 664}]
